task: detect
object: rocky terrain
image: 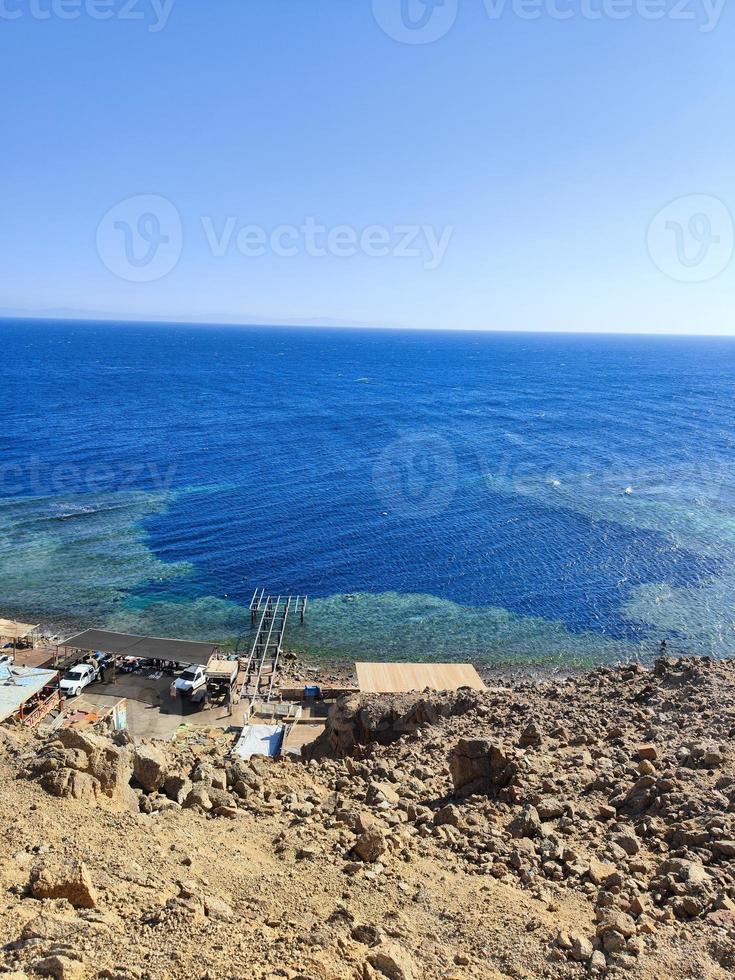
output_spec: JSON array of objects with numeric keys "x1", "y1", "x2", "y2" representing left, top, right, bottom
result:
[{"x1": 2, "y1": 655, "x2": 735, "y2": 978}]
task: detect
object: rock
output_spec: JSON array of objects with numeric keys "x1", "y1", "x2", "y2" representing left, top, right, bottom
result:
[
  {"x1": 569, "y1": 933, "x2": 593, "y2": 962},
  {"x1": 602, "y1": 929, "x2": 627, "y2": 954},
  {"x1": 508, "y1": 805, "x2": 541, "y2": 839},
  {"x1": 207, "y1": 787, "x2": 236, "y2": 809},
  {"x1": 434, "y1": 804, "x2": 462, "y2": 828},
  {"x1": 204, "y1": 895, "x2": 236, "y2": 922},
  {"x1": 21, "y1": 912, "x2": 81, "y2": 941},
  {"x1": 356, "y1": 811, "x2": 378, "y2": 833},
  {"x1": 449, "y1": 739, "x2": 513, "y2": 796},
  {"x1": 33, "y1": 956, "x2": 85, "y2": 980},
  {"x1": 589, "y1": 950, "x2": 607, "y2": 973},
  {"x1": 708, "y1": 910, "x2": 735, "y2": 930},
  {"x1": 369, "y1": 781, "x2": 400, "y2": 806},
  {"x1": 367, "y1": 941, "x2": 415, "y2": 980},
  {"x1": 596, "y1": 910, "x2": 636, "y2": 939},
  {"x1": 536, "y1": 797, "x2": 565, "y2": 821},
  {"x1": 612, "y1": 832, "x2": 640, "y2": 856},
  {"x1": 184, "y1": 785, "x2": 212, "y2": 810},
  {"x1": 637, "y1": 745, "x2": 658, "y2": 761},
  {"x1": 355, "y1": 827, "x2": 387, "y2": 863},
  {"x1": 36, "y1": 731, "x2": 135, "y2": 810},
  {"x1": 587, "y1": 858, "x2": 617, "y2": 885},
  {"x1": 714, "y1": 840, "x2": 735, "y2": 857},
  {"x1": 213, "y1": 805, "x2": 240, "y2": 819},
  {"x1": 518, "y1": 722, "x2": 543, "y2": 747},
  {"x1": 163, "y1": 773, "x2": 192, "y2": 805},
  {"x1": 210, "y1": 768, "x2": 228, "y2": 790},
  {"x1": 30, "y1": 860, "x2": 97, "y2": 909},
  {"x1": 702, "y1": 746, "x2": 724, "y2": 767},
  {"x1": 132, "y1": 744, "x2": 167, "y2": 792}
]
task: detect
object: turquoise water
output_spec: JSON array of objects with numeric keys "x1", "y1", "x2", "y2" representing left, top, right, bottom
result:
[{"x1": 3, "y1": 320, "x2": 735, "y2": 665}]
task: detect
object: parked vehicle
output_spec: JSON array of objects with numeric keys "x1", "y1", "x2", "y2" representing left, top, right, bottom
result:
[
  {"x1": 205, "y1": 659, "x2": 239, "y2": 705},
  {"x1": 173, "y1": 664, "x2": 207, "y2": 696},
  {"x1": 60, "y1": 662, "x2": 99, "y2": 698}
]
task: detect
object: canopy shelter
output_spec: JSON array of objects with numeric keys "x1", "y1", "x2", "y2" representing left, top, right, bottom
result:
[
  {"x1": 0, "y1": 619, "x2": 40, "y2": 663},
  {"x1": 356, "y1": 662, "x2": 487, "y2": 695},
  {"x1": 0, "y1": 664, "x2": 58, "y2": 724},
  {"x1": 0, "y1": 618, "x2": 39, "y2": 639},
  {"x1": 58, "y1": 629, "x2": 221, "y2": 667}
]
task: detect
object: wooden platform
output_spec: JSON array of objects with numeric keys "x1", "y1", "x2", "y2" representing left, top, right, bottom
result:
[
  {"x1": 11, "y1": 647, "x2": 55, "y2": 670},
  {"x1": 356, "y1": 662, "x2": 486, "y2": 695}
]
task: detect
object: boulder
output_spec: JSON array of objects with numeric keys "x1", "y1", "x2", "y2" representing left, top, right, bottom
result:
[
  {"x1": 30, "y1": 860, "x2": 97, "y2": 909},
  {"x1": 613, "y1": 832, "x2": 640, "y2": 856},
  {"x1": 434, "y1": 804, "x2": 462, "y2": 828},
  {"x1": 132, "y1": 744, "x2": 167, "y2": 792},
  {"x1": 449, "y1": 739, "x2": 514, "y2": 797},
  {"x1": 596, "y1": 910, "x2": 636, "y2": 939},
  {"x1": 508, "y1": 805, "x2": 541, "y2": 839},
  {"x1": 355, "y1": 827, "x2": 387, "y2": 863},
  {"x1": 536, "y1": 797, "x2": 565, "y2": 821},
  {"x1": 33, "y1": 956, "x2": 85, "y2": 980},
  {"x1": 367, "y1": 941, "x2": 415, "y2": 980},
  {"x1": 569, "y1": 934, "x2": 593, "y2": 962},
  {"x1": 37, "y1": 732, "x2": 135, "y2": 810},
  {"x1": 184, "y1": 785, "x2": 212, "y2": 810},
  {"x1": 163, "y1": 773, "x2": 192, "y2": 805}
]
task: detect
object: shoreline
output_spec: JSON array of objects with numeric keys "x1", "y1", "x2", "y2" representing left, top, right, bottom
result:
[{"x1": 3, "y1": 607, "x2": 670, "y2": 686}]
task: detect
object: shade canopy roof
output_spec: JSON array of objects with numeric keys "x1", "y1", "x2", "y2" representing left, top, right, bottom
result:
[
  {"x1": 0, "y1": 665, "x2": 58, "y2": 723},
  {"x1": 59, "y1": 629, "x2": 220, "y2": 666},
  {"x1": 0, "y1": 619, "x2": 39, "y2": 639},
  {"x1": 356, "y1": 661, "x2": 487, "y2": 695}
]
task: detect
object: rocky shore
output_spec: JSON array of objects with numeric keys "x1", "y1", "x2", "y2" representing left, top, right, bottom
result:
[{"x1": 2, "y1": 655, "x2": 735, "y2": 978}]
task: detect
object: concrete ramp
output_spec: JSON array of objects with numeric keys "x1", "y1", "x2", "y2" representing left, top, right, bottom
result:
[{"x1": 232, "y1": 723, "x2": 283, "y2": 759}]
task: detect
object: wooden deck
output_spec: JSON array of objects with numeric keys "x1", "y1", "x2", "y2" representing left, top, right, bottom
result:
[
  {"x1": 11, "y1": 647, "x2": 56, "y2": 670},
  {"x1": 356, "y1": 662, "x2": 486, "y2": 695}
]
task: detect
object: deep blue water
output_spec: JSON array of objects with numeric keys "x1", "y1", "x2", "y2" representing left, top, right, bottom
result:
[{"x1": 3, "y1": 319, "x2": 735, "y2": 665}]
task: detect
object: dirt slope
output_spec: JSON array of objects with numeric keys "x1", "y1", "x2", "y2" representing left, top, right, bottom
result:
[{"x1": 1, "y1": 656, "x2": 735, "y2": 979}]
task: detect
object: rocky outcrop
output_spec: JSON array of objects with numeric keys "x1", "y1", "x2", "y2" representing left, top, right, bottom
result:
[
  {"x1": 303, "y1": 689, "x2": 480, "y2": 759},
  {"x1": 24, "y1": 729, "x2": 137, "y2": 811}
]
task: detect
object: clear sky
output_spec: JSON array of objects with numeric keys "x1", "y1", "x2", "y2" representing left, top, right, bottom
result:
[{"x1": 1, "y1": 0, "x2": 733, "y2": 333}]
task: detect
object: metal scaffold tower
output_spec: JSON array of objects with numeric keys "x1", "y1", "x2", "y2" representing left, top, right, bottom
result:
[{"x1": 240, "y1": 589, "x2": 307, "y2": 703}]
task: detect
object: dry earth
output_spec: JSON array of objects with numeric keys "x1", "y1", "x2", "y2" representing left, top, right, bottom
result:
[{"x1": 2, "y1": 655, "x2": 735, "y2": 979}]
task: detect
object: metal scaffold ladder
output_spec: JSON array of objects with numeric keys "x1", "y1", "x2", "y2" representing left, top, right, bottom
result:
[{"x1": 241, "y1": 589, "x2": 307, "y2": 703}]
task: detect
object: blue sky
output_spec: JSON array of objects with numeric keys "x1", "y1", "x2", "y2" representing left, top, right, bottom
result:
[{"x1": 1, "y1": 0, "x2": 733, "y2": 332}]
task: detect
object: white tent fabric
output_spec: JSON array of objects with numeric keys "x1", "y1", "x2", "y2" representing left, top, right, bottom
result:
[{"x1": 232, "y1": 724, "x2": 283, "y2": 759}]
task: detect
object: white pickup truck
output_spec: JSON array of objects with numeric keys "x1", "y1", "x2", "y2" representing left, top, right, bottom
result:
[
  {"x1": 174, "y1": 660, "x2": 239, "y2": 705},
  {"x1": 173, "y1": 664, "x2": 207, "y2": 696},
  {"x1": 60, "y1": 662, "x2": 99, "y2": 698}
]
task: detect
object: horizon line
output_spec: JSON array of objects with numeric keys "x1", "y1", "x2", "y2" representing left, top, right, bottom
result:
[{"x1": 1, "y1": 313, "x2": 733, "y2": 340}]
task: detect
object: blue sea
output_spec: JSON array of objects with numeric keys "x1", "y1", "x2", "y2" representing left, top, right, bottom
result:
[{"x1": 2, "y1": 319, "x2": 735, "y2": 667}]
